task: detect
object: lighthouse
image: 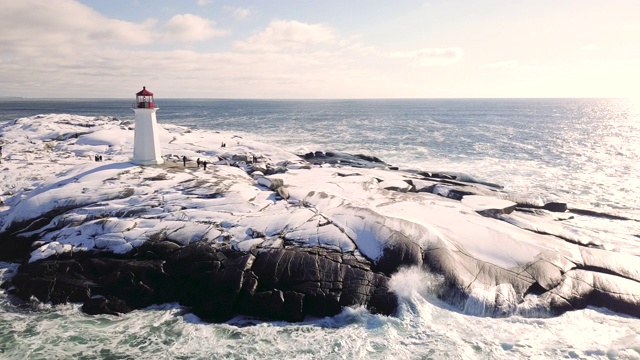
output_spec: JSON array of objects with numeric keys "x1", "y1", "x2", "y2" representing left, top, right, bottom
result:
[{"x1": 132, "y1": 86, "x2": 163, "y2": 165}]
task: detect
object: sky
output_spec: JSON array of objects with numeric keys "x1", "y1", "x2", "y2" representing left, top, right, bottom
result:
[{"x1": 1, "y1": 0, "x2": 639, "y2": 99}]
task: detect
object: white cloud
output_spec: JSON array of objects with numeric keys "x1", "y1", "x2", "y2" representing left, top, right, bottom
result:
[
  {"x1": 162, "y1": 14, "x2": 227, "y2": 42},
  {"x1": 0, "y1": 0, "x2": 155, "y2": 52},
  {"x1": 581, "y1": 44, "x2": 600, "y2": 51},
  {"x1": 234, "y1": 19, "x2": 336, "y2": 52},
  {"x1": 0, "y1": 1, "x2": 226, "y2": 51},
  {"x1": 0, "y1": 2, "x2": 471, "y2": 98},
  {"x1": 224, "y1": 6, "x2": 252, "y2": 20},
  {"x1": 385, "y1": 47, "x2": 464, "y2": 66},
  {"x1": 197, "y1": 0, "x2": 212, "y2": 5}
]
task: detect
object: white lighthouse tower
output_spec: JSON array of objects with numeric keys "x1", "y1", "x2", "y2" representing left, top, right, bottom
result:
[{"x1": 132, "y1": 86, "x2": 163, "y2": 165}]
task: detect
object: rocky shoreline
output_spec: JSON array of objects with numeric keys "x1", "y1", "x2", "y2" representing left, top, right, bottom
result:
[
  {"x1": 1, "y1": 114, "x2": 640, "y2": 322},
  {"x1": 6, "y1": 243, "x2": 397, "y2": 322}
]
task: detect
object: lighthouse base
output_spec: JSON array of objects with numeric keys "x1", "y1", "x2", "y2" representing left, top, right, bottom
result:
[{"x1": 132, "y1": 157, "x2": 164, "y2": 166}]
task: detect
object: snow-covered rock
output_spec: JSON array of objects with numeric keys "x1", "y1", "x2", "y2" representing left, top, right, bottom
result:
[
  {"x1": 2, "y1": 114, "x2": 640, "y2": 321},
  {"x1": 461, "y1": 194, "x2": 517, "y2": 214}
]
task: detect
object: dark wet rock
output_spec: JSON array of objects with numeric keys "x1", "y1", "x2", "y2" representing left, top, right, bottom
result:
[
  {"x1": 412, "y1": 175, "x2": 502, "y2": 200},
  {"x1": 11, "y1": 259, "x2": 93, "y2": 305},
  {"x1": 337, "y1": 172, "x2": 362, "y2": 177},
  {"x1": 415, "y1": 171, "x2": 504, "y2": 189},
  {"x1": 231, "y1": 154, "x2": 250, "y2": 162},
  {"x1": 299, "y1": 151, "x2": 389, "y2": 168},
  {"x1": 543, "y1": 269, "x2": 640, "y2": 317},
  {"x1": 419, "y1": 171, "x2": 457, "y2": 180},
  {"x1": 568, "y1": 207, "x2": 632, "y2": 220},
  {"x1": 430, "y1": 184, "x2": 475, "y2": 200},
  {"x1": 6, "y1": 244, "x2": 397, "y2": 322},
  {"x1": 376, "y1": 240, "x2": 423, "y2": 276},
  {"x1": 237, "y1": 289, "x2": 305, "y2": 322},
  {"x1": 136, "y1": 240, "x2": 182, "y2": 258},
  {"x1": 0, "y1": 234, "x2": 36, "y2": 262},
  {"x1": 517, "y1": 201, "x2": 568, "y2": 213},
  {"x1": 382, "y1": 180, "x2": 414, "y2": 193},
  {"x1": 515, "y1": 202, "x2": 633, "y2": 222},
  {"x1": 246, "y1": 248, "x2": 396, "y2": 319},
  {"x1": 82, "y1": 295, "x2": 133, "y2": 315},
  {"x1": 544, "y1": 202, "x2": 568, "y2": 212},
  {"x1": 354, "y1": 154, "x2": 384, "y2": 164},
  {"x1": 406, "y1": 179, "x2": 437, "y2": 192},
  {"x1": 424, "y1": 245, "x2": 539, "y2": 316}
]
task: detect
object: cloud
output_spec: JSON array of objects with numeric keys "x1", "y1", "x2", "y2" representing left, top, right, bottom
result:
[
  {"x1": 197, "y1": 0, "x2": 212, "y2": 5},
  {"x1": 0, "y1": 1, "x2": 226, "y2": 52},
  {"x1": 0, "y1": 1, "x2": 468, "y2": 98},
  {"x1": 0, "y1": 0, "x2": 156, "y2": 52},
  {"x1": 234, "y1": 19, "x2": 336, "y2": 52},
  {"x1": 224, "y1": 6, "x2": 252, "y2": 20},
  {"x1": 162, "y1": 14, "x2": 227, "y2": 42},
  {"x1": 581, "y1": 44, "x2": 600, "y2": 51},
  {"x1": 385, "y1": 47, "x2": 464, "y2": 66}
]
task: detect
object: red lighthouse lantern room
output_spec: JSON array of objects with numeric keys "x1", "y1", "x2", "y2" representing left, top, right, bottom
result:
[{"x1": 136, "y1": 86, "x2": 155, "y2": 109}]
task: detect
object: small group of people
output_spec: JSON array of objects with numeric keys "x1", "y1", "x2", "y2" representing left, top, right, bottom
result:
[
  {"x1": 221, "y1": 142, "x2": 227, "y2": 148},
  {"x1": 182, "y1": 155, "x2": 208, "y2": 170},
  {"x1": 196, "y1": 157, "x2": 208, "y2": 170},
  {"x1": 94, "y1": 154, "x2": 103, "y2": 161}
]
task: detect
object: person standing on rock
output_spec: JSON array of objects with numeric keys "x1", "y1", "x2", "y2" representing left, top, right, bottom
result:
[
  {"x1": 182, "y1": 155, "x2": 187, "y2": 166},
  {"x1": 197, "y1": 158, "x2": 201, "y2": 168},
  {"x1": 203, "y1": 160, "x2": 208, "y2": 170}
]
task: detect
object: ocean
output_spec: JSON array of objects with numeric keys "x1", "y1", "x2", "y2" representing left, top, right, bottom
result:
[{"x1": 1, "y1": 98, "x2": 639, "y2": 359}]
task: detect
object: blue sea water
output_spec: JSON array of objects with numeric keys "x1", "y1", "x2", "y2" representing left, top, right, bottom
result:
[{"x1": 1, "y1": 98, "x2": 640, "y2": 359}]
